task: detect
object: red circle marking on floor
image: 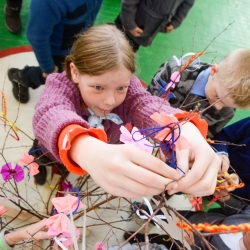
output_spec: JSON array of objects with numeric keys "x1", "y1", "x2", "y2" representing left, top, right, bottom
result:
[{"x1": 0, "y1": 45, "x2": 32, "y2": 59}]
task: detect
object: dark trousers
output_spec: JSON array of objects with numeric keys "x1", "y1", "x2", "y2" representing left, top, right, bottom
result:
[
  {"x1": 21, "y1": 55, "x2": 65, "y2": 89},
  {"x1": 114, "y1": 14, "x2": 140, "y2": 53}
]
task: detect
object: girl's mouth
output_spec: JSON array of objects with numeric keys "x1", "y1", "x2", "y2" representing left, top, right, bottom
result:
[{"x1": 99, "y1": 108, "x2": 112, "y2": 114}]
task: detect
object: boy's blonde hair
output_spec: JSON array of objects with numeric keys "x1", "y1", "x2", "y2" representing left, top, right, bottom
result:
[
  {"x1": 65, "y1": 24, "x2": 136, "y2": 79},
  {"x1": 217, "y1": 48, "x2": 250, "y2": 108}
]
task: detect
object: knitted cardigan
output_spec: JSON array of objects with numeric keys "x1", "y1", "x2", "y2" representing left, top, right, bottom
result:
[{"x1": 33, "y1": 72, "x2": 180, "y2": 163}]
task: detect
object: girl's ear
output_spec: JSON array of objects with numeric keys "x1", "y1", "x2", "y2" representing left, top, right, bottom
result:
[
  {"x1": 210, "y1": 64, "x2": 218, "y2": 76},
  {"x1": 70, "y1": 62, "x2": 79, "y2": 83}
]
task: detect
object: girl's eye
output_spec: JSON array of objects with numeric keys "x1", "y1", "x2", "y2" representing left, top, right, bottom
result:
[
  {"x1": 117, "y1": 86, "x2": 127, "y2": 91},
  {"x1": 94, "y1": 86, "x2": 103, "y2": 90}
]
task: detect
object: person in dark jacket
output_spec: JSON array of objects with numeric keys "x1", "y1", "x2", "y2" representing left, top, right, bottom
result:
[
  {"x1": 115, "y1": 0, "x2": 195, "y2": 52},
  {"x1": 213, "y1": 117, "x2": 250, "y2": 202}
]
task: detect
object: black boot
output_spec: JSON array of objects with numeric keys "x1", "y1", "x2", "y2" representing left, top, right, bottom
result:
[
  {"x1": 8, "y1": 68, "x2": 29, "y2": 103},
  {"x1": 4, "y1": 0, "x2": 22, "y2": 34}
]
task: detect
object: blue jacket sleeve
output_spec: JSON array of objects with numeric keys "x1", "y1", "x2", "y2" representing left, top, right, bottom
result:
[
  {"x1": 26, "y1": 0, "x2": 61, "y2": 74},
  {"x1": 212, "y1": 117, "x2": 250, "y2": 153}
]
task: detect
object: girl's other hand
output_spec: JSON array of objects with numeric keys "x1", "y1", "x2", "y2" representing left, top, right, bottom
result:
[
  {"x1": 168, "y1": 122, "x2": 221, "y2": 196},
  {"x1": 70, "y1": 135, "x2": 180, "y2": 198}
]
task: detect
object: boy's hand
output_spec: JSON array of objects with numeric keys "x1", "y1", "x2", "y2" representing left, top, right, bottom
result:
[
  {"x1": 214, "y1": 188, "x2": 230, "y2": 202},
  {"x1": 129, "y1": 27, "x2": 143, "y2": 37},
  {"x1": 218, "y1": 154, "x2": 230, "y2": 173},
  {"x1": 166, "y1": 24, "x2": 174, "y2": 33},
  {"x1": 42, "y1": 65, "x2": 59, "y2": 78},
  {"x1": 243, "y1": 232, "x2": 250, "y2": 250},
  {"x1": 184, "y1": 230, "x2": 194, "y2": 246},
  {"x1": 214, "y1": 173, "x2": 239, "y2": 201}
]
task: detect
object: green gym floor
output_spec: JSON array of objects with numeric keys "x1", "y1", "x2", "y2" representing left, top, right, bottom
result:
[{"x1": 0, "y1": 0, "x2": 249, "y2": 123}]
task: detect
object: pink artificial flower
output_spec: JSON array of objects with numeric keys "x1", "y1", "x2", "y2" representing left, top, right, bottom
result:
[
  {"x1": 0, "y1": 205, "x2": 5, "y2": 216},
  {"x1": 189, "y1": 196, "x2": 203, "y2": 211},
  {"x1": 19, "y1": 152, "x2": 39, "y2": 176},
  {"x1": 61, "y1": 180, "x2": 73, "y2": 192},
  {"x1": 52, "y1": 194, "x2": 84, "y2": 214},
  {"x1": 120, "y1": 126, "x2": 153, "y2": 154},
  {"x1": 46, "y1": 213, "x2": 69, "y2": 236},
  {"x1": 46, "y1": 194, "x2": 84, "y2": 236},
  {"x1": 95, "y1": 242, "x2": 106, "y2": 250},
  {"x1": 1, "y1": 163, "x2": 24, "y2": 182},
  {"x1": 166, "y1": 71, "x2": 180, "y2": 91},
  {"x1": 150, "y1": 112, "x2": 191, "y2": 151},
  {"x1": 61, "y1": 230, "x2": 80, "y2": 246}
]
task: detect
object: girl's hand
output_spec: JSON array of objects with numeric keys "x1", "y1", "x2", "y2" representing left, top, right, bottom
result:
[
  {"x1": 70, "y1": 135, "x2": 180, "y2": 198},
  {"x1": 168, "y1": 122, "x2": 221, "y2": 196},
  {"x1": 129, "y1": 27, "x2": 143, "y2": 37}
]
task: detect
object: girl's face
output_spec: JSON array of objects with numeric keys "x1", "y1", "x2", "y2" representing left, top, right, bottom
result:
[{"x1": 70, "y1": 63, "x2": 132, "y2": 116}]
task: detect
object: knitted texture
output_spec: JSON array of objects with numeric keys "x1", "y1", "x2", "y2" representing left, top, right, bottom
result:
[{"x1": 33, "y1": 72, "x2": 180, "y2": 163}]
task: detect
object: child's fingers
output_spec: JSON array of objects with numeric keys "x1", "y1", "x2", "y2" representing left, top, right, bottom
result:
[
  {"x1": 121, "y1": 162, "x2": 178, "y2": 196},
  {"x1": 229, "y1": 173, "x2": 239, "y2": 185},
  {"x1": 175, "y1": 148, "x2": 190, "y2": 175},
  {"x1": 154, "y1": 148, "x2": 167, "y2": 162},
  {"x1": 130, "y1": 147, "x2": 179, "y2": 180},
  {"x1": 170, "y1": 156, "x2": 218, "y2": 196},
  {"x1": 218, "y1": 154, "x2": 230, "y2": 173}
]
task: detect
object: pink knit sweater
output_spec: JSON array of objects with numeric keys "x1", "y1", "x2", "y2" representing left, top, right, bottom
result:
[{"x1": 33, "y1": 72, "x2": 180, "y2": 162}]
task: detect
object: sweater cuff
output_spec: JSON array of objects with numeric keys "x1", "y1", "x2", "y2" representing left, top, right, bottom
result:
[
  {"x1": 58, "y1": 124, "x2": 107, "y2": 175},
  {"x1": 174, "y1": 111, "x2": 208, "y2": 139}
]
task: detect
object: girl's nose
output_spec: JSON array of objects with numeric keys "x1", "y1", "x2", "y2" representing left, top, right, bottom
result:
[{"x1": 103, "y1": 94, "x2": 116, "y2": 106}]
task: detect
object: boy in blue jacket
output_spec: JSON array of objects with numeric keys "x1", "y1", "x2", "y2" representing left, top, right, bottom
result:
[
  {"x1": 213, "y1": 117, "x2": 250, "y2": 202},
  {"x1": 7, "y1": 0, "x2": 102, "y2": 103}
]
